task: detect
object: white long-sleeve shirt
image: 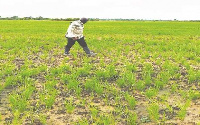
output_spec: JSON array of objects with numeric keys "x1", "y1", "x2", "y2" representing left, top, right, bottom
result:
[{"x1": 65, "y1": 20, "x2": 84, "y2": 39}]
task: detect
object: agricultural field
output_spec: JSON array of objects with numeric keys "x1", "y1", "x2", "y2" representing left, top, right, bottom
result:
[{"x1": 0, "y1": 20, "x2": 200, "y2": 125}]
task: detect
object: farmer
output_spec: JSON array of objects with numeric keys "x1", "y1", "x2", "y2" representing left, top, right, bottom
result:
[{"x1": 64, "y1": 17, "x2": 96, "y2": 56}]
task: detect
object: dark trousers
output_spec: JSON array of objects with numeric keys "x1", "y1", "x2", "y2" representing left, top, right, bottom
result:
[{"x1": 65, "y1": 37, "x2": 88, "y2": 52}]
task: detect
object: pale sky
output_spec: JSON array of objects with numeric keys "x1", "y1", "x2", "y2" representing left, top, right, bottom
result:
[{"x1": 0, "y1": 0, "x2": 200, "y2": 20}]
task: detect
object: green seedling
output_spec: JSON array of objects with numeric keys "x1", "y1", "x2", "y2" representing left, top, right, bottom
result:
[
  {"x1": 127, "y1": 112, "x2": 137, "y2": 125},
  {"x1": 188, "y1": 69, "x2": 199, "y2": 83},
  {"x1": 96, "y1": 69, "x2": 109, "y2": 80},
  {"x1": 116, "y1": 77, "x2": 126, "y2": 88},
  {"x1": 4, "y1": 76, "x2": 17, "y2": 87},
  {"x1": 143, "y1": 63, "x2": 154, "y2": 74},
  {"x1": 9, "y1": 94, "x2": 28, "y2": 112},
  {"x1": 85, "y1": 79, "x2": 96, "y2": 92},
  {"x1": 39, "y1": 114, "x2": 47, "y2": 125},
  {"x1": 125, "y1": 92, "x2": 136, "y2": 109},
  {"x1": 23, "y1": 85, "x2": 35, "y2": 100},
  {"x1": 179, "y1": 89, "x2": 188, "y2": 99},
  {"x1": 135, "y1": 80, "x2": 145, "y2": 91},
  {"x1": 94, "y1": 82, "x2": 104, "y2": 95},
  {"x1": 147, "y1": 103, "x2": 159, "y2": 122},
  {"x1": 99, "y1": 114, "x2": 115, "y2": 125},
  {"x1": 20, "y1": 67, "x2": 40, "y2": 79},
  {"x1": 125, "y1": 72, "x2": 136, "y2": 86},
  {"x1": 76, "y1": 119, "x2": 89, "y2": 125},
  {"x1": 85, "y1": 78, "x2": 103, "y2": 95},
  {"x1": 126, "y1": 64, "x2": 137, "y2": 72},
  {"x1": 90, "y1": 107, "x2": 99, "y2": 119},
  {"x1": 155, "y1": 79, "x2": 164, "y2": 89},
  {"x1": 177, "y1": 100, "x2": 191, "y2": 120},
  {"x1": 50, "y1": 67, "x2": 61, "y2": 76},
  {"x1": 75, "y1": 87, "x2": 82, "y2": 97},
  {"x1": 68, "y1": 79, "x2": 79, "y2": 90},
  {"x1": 65, "y1": 99, "x2": 75, "y2": 114},
  {"x1": 165, "y1": 102, "x2": 173, "y2": 113},
  {"x1": 40, "y1": 81, "x2": 58, "y2": 108},
  {"x1": 189, "y1": 89, "x2": 200, "y2": 100},
  {"x1": 61, "y1": 74, "x2": 68, "y2": 84},
  {"x1": 59, "y1": 64, "x2": 71, "y2": 73},
  {"x1": 114, "y1": 95, "x2": 121, "y2": 104},
  {"x1": 107, "y1": 64, "x2": 118, "y2": 78},
  {"x1": 1, "y1": 65, "x2": 15, "y2": 77},
  {"x1": 9, "y1": 84, "x2": 35, "y2": 112},
  {"x1": 145, "y1": 87, "x2": 158, "y2": 99},
  {"x1": 45, "y1": 93, "x2": 57, "y2": 108},
  {"x1": 39, "y1": 92, "x2": 46, "y2": 104},
  {"x1": 77, "y1": 67, "x2": 90, "y2": 77},
  {"x1": 144, "y1": 73, "x2": 152, "y2": 86},
  {"x1": 12, "y1": 110, "x2": 23, "y2": 125},
  {"x1": 160, "y1": 72, "x2": 170, "y2": 84},
  {"x1": 171, "y1": 83, "x2": 178, "y2": 93}
]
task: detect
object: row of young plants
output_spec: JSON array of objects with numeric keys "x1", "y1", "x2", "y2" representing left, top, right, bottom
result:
[
  {"x1": 1, "y1": 49, "x2": 199, "y2": 124},
  {"x1": 50, "y1": 56, "x2": 199, "y2": 124},
  {"x1": 0, "y1": 20, "x2": 200, "y2": 124}
]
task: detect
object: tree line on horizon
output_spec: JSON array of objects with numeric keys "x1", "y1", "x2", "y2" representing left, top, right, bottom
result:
[
  {"x1": 0, "y1": 16, "x2": 140, "y2": 21},
  {"x1": 0, "y1": 16, "x2": 101, "y2": 21},
  {"x1": 0, "y1": 16, "x2": 199, "y2": 21}
]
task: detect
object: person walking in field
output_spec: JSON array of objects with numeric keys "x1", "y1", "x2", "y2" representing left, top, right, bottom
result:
[{"x1": 64, "y1": 17, "x2": 96, "y2": 56}]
